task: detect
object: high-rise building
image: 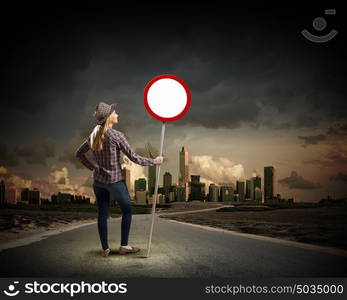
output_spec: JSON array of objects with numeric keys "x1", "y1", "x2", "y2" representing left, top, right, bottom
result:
[
  {"x1": 255, "y1": 187, "x2": 262, "y2": 202},
  {"x1": 179, "y1": 146, "x2": 189, "y2": 200},
  {"x1": 236, "y1": 181, "x2": 245, "y2": 201},
  {"x1": 163, "y1": 172, "x2": 172, "y2": 201},
  {"x1": 30, "y1": 188, "x2": 40, "y2": 204},
  {"x1": 148, "y1": 165, "x2": 156, "y2": 196},
  {"x1": 234, "y1": 193, "x2": 240, "y2": 202},
  {"x1": 51, "y1": 194, "x2": 58, "y2": 204},
  {"x1": 220, "y1": 185, "x2": 234, "y2": 202},
  {"x1": 122, "y1": 167, "x2": 131, "y2": 194},
  {"x1": 21, "y1": 188, "x2": 30, "y2": 203},
  {"x1": 144, "y1": 145, "x2": 157, "y2": 196},
  {"x1": 6, "y1": 188, "x2": 17, "y2": 204},
  {"x1": 21, "y1": 187, "x2": 40, "y2": 204},
  {"x1": 159, "y1": 194, "x2": 166, "y2": 204},
  {"x1": 250, "y1": 175, "x2": 261, "y2": 200},
  {"x1": 135, "y1": 178, "x2": 146, "y2": 192},
  {"x1": 174, "y1": 186, "x2": 185, "y2": 202},
  {"x1": 72, "y1": 195, "x2": 90, "y2": 204},
  {"x1": 134, "y1": 178, "x2": 146, "y2": 203},
  {"x1": 135, "y1": 190, "x2": 147, "y2": 204},
  {"x1": 245, "y1": 179, "x2": 251, "y2": 200},
  {"x1": 57, "y1": 192, "x2": 71, "y2": 203},
  {"x1": 168, "y1": 191, "x2": 175, "y2": 202},
  {"x1": 264, "y1": 166, "x2": 275, "y2": 202},
  {"x1": 208, "y1": 184, "x2": 219, "y2": 202},
  {"x1": 0, "y1": 180, "x2": 5, "y2": 205},
  {"x1": 189, "y1": 175, "x2": 205, "y2": 201}
]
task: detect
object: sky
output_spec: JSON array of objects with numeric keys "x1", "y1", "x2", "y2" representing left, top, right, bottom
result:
[{"x1": 0, "y1": 4, "x2": 346, "y2": 202}]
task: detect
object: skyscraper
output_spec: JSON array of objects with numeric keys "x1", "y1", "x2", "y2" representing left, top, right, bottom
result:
[
  {"x1": 122, "y1": 167, "x2": 131, "y2": 194},
  {"x1": 250, "y1": 175, "x2": 261, "y2": 201},
  {"x1": 0, "y1": 180, "x2": 5, "y2": 205},
  {"x1": 236, "y1": 181, "x2": 245, "y2": 201},
  {"x1": 179, "y1": 146, "x2": 189, "y2": 185},
  {"x1": 6, "y1": 188, "x2": 17, "y2": 204},
  {"x1": 0, "y1": 180, "x2": 6, "y2": 204},
  {"x1": 189, "y1": 175, "x2": 205, "y2": 201},
  {"x1": 179, "y1": 146, "x2": 189, "y2": 201},
  {"x1": 174, "y1": 186, "x2": 185, "y2": 202},
  {"x1": 163, "y1": 172, "x2": 172, "y2": 202},
  {"x1": 209, "y1": 184, "x2": 219, "y2": 202},
  {"x1": 148, "y1": 165, "x2": 156, "y2": 196},
  {"x1": 135, "y1": 178, "x2": 146, "y2": 193},
  {"x1": 255, "y1": 187, "x2": 262, "y2": 202},
  {"x1": 264, "y1": 166, "x2": 275, "y2": 202},
  {"x1": 220, "y1": 185, "x2": 234, "y2": 202},
  {"x1": 135, "y1": 178, "x2": 147, "y2": 204},
  {"x1": 245, "y1": 179, "x2": 251, "y2": 200}
]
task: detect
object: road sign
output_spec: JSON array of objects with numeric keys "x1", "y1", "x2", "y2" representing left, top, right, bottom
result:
[{"x1": 143, "y1": 74, "x2": 191, "y2": 257}]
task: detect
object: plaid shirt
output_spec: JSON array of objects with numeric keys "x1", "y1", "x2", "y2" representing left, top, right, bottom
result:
[{"x1": 75, "y1": 127, "x2": 155, "y2": 183}]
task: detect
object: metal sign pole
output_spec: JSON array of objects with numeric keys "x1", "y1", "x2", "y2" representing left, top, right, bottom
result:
[{"x1": 145, "y1": 121, "x2": 166, "y2": 258}]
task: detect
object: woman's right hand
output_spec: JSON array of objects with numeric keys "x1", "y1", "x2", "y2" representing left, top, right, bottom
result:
[{"x1": 154, "y1": 156, "x2": 164, "y2": 165}]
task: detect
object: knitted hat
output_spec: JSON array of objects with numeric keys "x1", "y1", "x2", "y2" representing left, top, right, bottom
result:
[{"x1": 93, "y1": 102, "x2": 117, "y2": 125}]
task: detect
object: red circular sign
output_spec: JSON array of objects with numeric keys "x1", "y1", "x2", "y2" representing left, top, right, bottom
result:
[{"x1": 143, "y1": 74, "x2": 191, "y2": 122}]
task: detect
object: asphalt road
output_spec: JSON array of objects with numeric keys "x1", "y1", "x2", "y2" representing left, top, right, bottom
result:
[{"x1": 1, "y1": 212, "x2": 347, "y2": 278}]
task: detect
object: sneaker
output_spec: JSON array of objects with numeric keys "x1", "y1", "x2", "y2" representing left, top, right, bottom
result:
[
  {"x1": 101, "y1": 248, "x2": 111, "y2": 257},
  {"x1": 119, "y1": 246, "x2": 140, "y2": 255}
]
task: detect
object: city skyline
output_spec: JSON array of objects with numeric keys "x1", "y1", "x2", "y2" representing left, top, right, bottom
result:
[{"x1": 0, "y1": 143, "x2": 329, "y2": 204}]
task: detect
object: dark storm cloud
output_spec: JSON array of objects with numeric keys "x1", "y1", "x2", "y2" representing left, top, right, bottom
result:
[
  {"x1": 298, "y1": 134, "x2": 326, "y2": 146},
  {"x1": 1, "y1": 14, "x2": 93, "y2": 116},
  {"x1": 12, "y1": 170, "x2": 35, "y2": 180},
  {"x1": 294, "y1": 113, "x2": 322, "y2": 128},
  {"x1": 278, "y1": 171, "x2": 321, "y2": 189},
  {"x1": 326, "y1": 122, "x2": 347, "y2": 136},
  {"x1": 273, "y1": 122, "x2": 293, "y2": 130},
  {"x1": 302, "y1": 62, "x2": 347, "y2": 122},
  {"x1": 59, "y1": 141, "x2": 91, "y2": 170},
  {"x1": 0, "y1": 144, "x2": 19, "y2": 167},
  {"x1": 298, "y1": 122, "x2": 347, "y2": 147},
  {"x1": 304, "y1": 149, "x2": 347, "y2": 167},
  {"x1": 13, "y1": 137, "x2": 56, "y2": 166},
  {"x1": 1, "y1": 5, "x2": 346, "y2": 135},
  {"x1": 330, "y1": 172, "x2": 347, "y2": 182},
  {"x1": 58, "y1": 104, "x2": 157, "y2": 170}
]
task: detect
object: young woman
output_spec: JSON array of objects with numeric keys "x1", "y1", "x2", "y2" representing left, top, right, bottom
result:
[{"x1": 75, "y1": 102, "x2": 164, "y2": 257}]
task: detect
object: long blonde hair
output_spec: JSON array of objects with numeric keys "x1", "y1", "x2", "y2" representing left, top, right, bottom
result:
[{"x1": 91, "y1": 116, "x2": 112, "y2": 151}]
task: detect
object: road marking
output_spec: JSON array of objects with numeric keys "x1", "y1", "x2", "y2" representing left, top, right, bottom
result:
[
  {"x1": 164, "y1": 219, "x2": 347, "y2": 257},
  {"x1": 157, "y1": 205, "x2": 233, "y2": 216}
]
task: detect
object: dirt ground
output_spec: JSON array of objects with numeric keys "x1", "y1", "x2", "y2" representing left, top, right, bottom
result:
[
  {"x1": 160, "y1": 205, "x2": 347, "y2": 250},
  {"x1": 0, "y1": 209, "x2": 114, "y2": 244}
]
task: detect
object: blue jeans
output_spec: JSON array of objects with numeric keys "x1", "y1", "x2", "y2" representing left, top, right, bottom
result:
[{"x1": 92, "y1": 179, "x2": 132, "y2": 250}]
